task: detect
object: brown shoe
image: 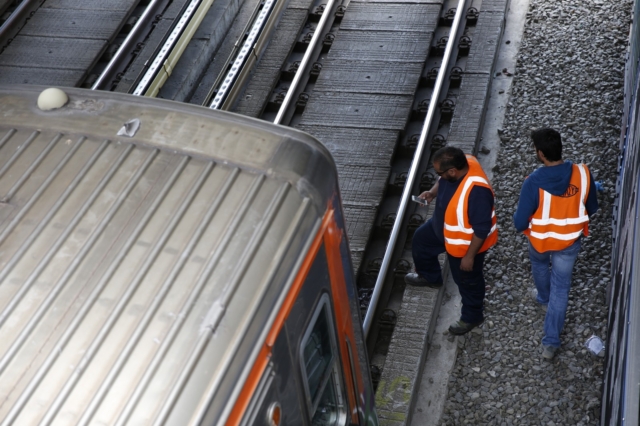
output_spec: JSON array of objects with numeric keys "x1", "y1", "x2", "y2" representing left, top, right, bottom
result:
[
  {"x1": 448, "y1": 319, "x2": 483, "y2": 335},
  {"x1": 404, "y1": 273, "x2": 443, "y2": 289}
]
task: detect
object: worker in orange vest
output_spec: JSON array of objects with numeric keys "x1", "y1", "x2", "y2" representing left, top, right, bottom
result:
[
  {"x1": 514, "y1": 128, "x2": 598, "y2": 360},
  {"x1": 405, "y1": 146, "x2": 497, "y2": 335}
]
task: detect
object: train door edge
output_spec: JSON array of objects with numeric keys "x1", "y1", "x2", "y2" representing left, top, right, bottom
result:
[{"x1": 324, "y1": 210, "x2": 378, "y2": 426}]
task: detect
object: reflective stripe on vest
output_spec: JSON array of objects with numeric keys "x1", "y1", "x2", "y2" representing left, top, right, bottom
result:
[
  {"x1": 527, "y1": 163, "x2": 590, "y2": 251},
  {"x1": 443, "y1": 156, "x2": 498, "y2": 256}
]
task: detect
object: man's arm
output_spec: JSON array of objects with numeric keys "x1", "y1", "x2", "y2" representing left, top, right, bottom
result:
[
  {"x1": 585, "y1": 169, "x2": 599, "y2": 217},
  {"x1": 513, "y1": 179, "x2": 538, "y2": 232}
]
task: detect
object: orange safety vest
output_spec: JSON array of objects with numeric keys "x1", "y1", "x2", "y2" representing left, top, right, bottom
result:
[
  {"x1": 443, "y1": 155, "x2": 498, "y2": 257},
  {"x1": 524, "y1": 163, "x2": 590, "y2": 252}
]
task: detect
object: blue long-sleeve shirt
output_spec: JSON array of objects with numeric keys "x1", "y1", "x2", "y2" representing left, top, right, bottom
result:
[
  {"x1": 513, "y1": 161, "x2": 598, "y2": 232},
  {"x1": 432, "y1": 177, "x2": 494, "y2": 242}
]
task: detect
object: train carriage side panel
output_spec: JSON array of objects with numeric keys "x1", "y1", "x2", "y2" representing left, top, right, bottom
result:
[{"x1": 605, "y1": 2, "x2": 640, "y2": 423}]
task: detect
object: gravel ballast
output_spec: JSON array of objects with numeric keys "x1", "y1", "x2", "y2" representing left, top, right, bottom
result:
[{"x1": 439, "y1": 0, "x2": 633, "y2": 425}]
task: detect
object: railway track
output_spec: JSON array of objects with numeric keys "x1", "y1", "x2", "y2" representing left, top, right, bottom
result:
[
  {"x1": 0, "y1": 0, "x2": 503, "y2": 410},
  {"x1": 0, "y1": 0, "x2": 20, "y2": 27},
  {"x1": 253, "y1": 0, "x2": 485, "y2": 385},
  {"x1": 359, "y1": 0, "x2": 470, "y2": 354}
]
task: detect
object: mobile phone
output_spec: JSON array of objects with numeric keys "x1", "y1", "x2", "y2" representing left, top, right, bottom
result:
[{"x1": 412, "y1": 195, "x2": 427, "y2": 205}]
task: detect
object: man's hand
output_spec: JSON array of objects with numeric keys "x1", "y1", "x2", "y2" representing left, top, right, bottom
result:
[
  {"x1": 461, "y1": 234, "x2": 485, "y2": 272},
  {"x1": 460, "y1": 254, "x2": 474, "y2": 271},
  {"x1": 419, "y1": 178, "x2": 440, "y2": 203},
  {"x1": 420, "y1": 189, "x2": 436, "y2": 204}
]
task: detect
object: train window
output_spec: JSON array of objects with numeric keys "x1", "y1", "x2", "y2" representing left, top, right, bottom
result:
[
  {"x1": 303, "y1": 309, "x2": 333, "y2": 403},
  {"x1": 300, "y1": 293, "x2": 347, "y2": 425},
  {"x1": 312, "y1": 374, "x2": 340, "y2": 425}
]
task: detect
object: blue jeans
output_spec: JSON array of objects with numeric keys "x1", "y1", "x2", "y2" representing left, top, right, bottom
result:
[
  {"x1": 412, "y1": 219, "x2": 486, "y2": 324},
  {"x1": 528, "y1": 238, "x2": 581, "y2": 348}
]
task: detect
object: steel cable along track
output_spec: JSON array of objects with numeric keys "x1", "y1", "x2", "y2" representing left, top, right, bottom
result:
[{"x1": 362, "y1": 0, "x2": 482, "y2": 384}]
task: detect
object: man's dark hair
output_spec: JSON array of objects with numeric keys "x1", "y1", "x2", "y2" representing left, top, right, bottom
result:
[
  {"x1": 432, "y1": 146, "x2": 468, "y2": 170},
  {"x1": 531, "y1": 128, "x2": 562, "y2": 161}
]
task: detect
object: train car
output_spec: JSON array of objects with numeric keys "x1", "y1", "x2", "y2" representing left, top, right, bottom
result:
[
  {"x1": 603, "y1": 0, "x2": 640, "y2": 423},
  {"x1": 0, "y1": 86, "x2": 377, "y2": 425}
]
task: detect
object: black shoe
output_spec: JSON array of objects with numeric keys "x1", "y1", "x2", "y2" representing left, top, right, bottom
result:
[
  {"x1": 448, "y1": 319, "x2": 484, "y2": 335},
  {"x1": 404, "y1": 273, "x2": 443, "y2": 289}
]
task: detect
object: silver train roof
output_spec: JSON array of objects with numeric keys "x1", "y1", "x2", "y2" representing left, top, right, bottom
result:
[{"x1": 0, "y1": 86, "x2": 337, "y2": 424}]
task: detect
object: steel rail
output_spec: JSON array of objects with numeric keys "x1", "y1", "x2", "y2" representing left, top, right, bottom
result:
[
  {"x1": 0, "y1": 0, "x2": 17, "y2": 21},
  {"x1": 272, "y1": 0, "x2": 338, "y2": 124},
  {"x1": 207, "y1": 0, "x2": 285, "y2": 110},
  {"x1": 363, "y1": 0, "x2": 469, "y2": 337},
  {"x1": 0, "y1": 0, "x2": 43, "y2": 48},
  {"x1": 92, "y1": 0, "x2": 168, "y2": 90}
]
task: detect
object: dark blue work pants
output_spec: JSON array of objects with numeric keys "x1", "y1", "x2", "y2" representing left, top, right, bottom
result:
[{"x1": 412, "y1": 219, "x2": 486, "y2": 324}]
